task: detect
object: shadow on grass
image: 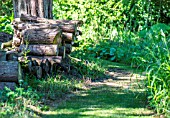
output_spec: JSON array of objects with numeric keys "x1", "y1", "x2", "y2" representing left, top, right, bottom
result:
[{"x1": 41, "y1": 85, "x2": 154, "y2": 118}]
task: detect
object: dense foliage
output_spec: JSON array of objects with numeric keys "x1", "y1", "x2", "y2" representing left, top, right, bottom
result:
[
  {"x1": 53, "y1": 0, "x2": 170, "y2": 115},
  {"x1": 0, "y1": 0, "x2": 169, "y2": 116}
]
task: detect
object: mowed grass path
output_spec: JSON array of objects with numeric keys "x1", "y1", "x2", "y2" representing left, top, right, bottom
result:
[{"x1": 41, "y1": 61, "x2": 154, "y2": 118}]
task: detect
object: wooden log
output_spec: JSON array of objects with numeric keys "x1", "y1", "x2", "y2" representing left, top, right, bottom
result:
[
  {"x1": 58, "y1": 46, "x2": 66, "y2": 58},
  {"x1": 0, "y1": 61, "x2": 21, "y2": 82},
  {"x1": 0, "y1": 82, "x2": 16, "y2": 90},
  {"x1": 62, "y1": 32, "x2": 75, "y2": 43},
  {"x1": 30, "y1": 56, "x2": 62, "y2": 64},
  {"x1": 58, "y1": 24, "x2": 77, "y2": 33},
  {"x1": 55, "y1": 20, "x2": 83, "y2": 27},
  {"x1": 31, "y1": 66, "x2": 42, "y2": 79},
  {"x1": 0, "y1": 32, "x2": 13, "y2": 42},
  {"x1": 6, "y1": 50, "x2": 18, "y2": 61},
  {"x1": 20, "y1": 14, "x2": 57, "y2": 23},
  {"x1": 12, "y1": 37, "x2": 21, "y2": 47},
  {"x1": 13, "y1": 21, "x2": 76, "y2": 34},
  {"x1": 20, "y1": 14, "x2": 83, "y2": 26},
  {"x1": 19, "y1": 44, "x2": 59, "y2": 56},
  {"x1": 65, "y1": 44, "x2": 72, "y2": 54},
  {"x1": 0, "y1": 50, "x2": 6, "y2": 61},
  {"x1": 13, "y1": 23, "x2": 59, "y2": 30},
  {"x1": 22, "y1": 27, "x2": 62, "y2": 44},
  {"x1": 18, "y1": 56, "x2": 62, "y2": 77},
  {"x1": 18, "y1": 56, "x2": 62, "y2": 65},
  {"x1": 41, "y1": 59, "x2": 51, "y2": 75},
  {"x1": 1, "y1": 40, "x2": 12, "y2": 49}
]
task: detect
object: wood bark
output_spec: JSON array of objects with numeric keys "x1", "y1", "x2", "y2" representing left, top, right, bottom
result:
[
  {"x1": 6, "y1": 50, "x2": 19, "y2": 61},
  {"x1": 19, "y1": 14, "x2": 83, "y2": 26},
  {"x1": 1, "y1": 40, "x2": 13, "y2": 49},
  {"x1": 0, "y1": 61, "x2": 21, "y2": 82},
  {"x1": 18, "y1": 56, "x2": 62, "y2": 65},
  {"x1": 59, "y1": 46, "x2": 66, "y2": 58},
  {"x1": 62, "y1": 32, "x2": 75, "y2": 43},
  {"x1": 55, "y1": 20, "x2": 83, "y2": 27},
  {"x1": 18, "y1": 56, "x2": 62, "y2": 78},
  {"x1": 22, "y1": 27, "x2": 62, "y2": 44},
  {"x1": 0, "y1": 51, "x2": 6, "y2": 61},
  {"x1": 0, "y1": 82, "x2": 16, "y2": 90},
  {"x1": 12, "y1": 37, "x2": 21, "y2": 47},
  {"x1": 13, "y1": 0, "x2": 53, "y2": 18},
  {"x1": 65, "y1": 44, "x2": 72, "y2": 54},
  {"x1": 58, "y1": 24, "x2": 77, "y2": 33},
  {"x1": 0, "y1": 32, "x2": 13, "y2": 42},
  {"x1": 31, "y1": 66, "x2": 42, "y2": 79},
  {"x1": 41, "y1": 59, "x2": 51, "y2": 75},
  {"x1": 13, "y1": 20, "x2": 77, "y2": 34},
  {"x1": 19, "y1": 44, "x2": 59, "y2": 56}
]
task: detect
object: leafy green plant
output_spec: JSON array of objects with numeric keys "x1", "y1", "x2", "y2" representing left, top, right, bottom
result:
[{"x1": 0, "y1": 15, "x2": 13, "y2": 34}]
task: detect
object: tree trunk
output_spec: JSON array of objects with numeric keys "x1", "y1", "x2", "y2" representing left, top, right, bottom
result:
[
  {"x1": 19, "y1": 44, "x2": 59, "y2": 56},
  {"x1": 13, "y1": 0, "x2": 53, "y2": 18},
  {"x1": 0, "y1": 61, "x2": 21, "y2": 82}
]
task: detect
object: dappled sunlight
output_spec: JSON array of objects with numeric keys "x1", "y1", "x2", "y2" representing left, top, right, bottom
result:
[{"x1": 41, "y1": 82, "x2": 154, "y2": 118}]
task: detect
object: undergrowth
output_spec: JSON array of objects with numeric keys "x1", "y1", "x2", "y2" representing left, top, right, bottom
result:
[{"x1": 0, "y1": 73, "x2": 83, "y2": 117}]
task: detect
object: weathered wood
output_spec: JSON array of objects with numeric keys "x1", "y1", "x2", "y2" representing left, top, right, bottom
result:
[
  {"x1": 62, "y1": 32, "x2": 75, "y2": 43},
  {"x1": 55, "y1": 20, "x2": 83, "y2": 27},
  {"x1": 0, "y1": 82, "x2": 16, "y2": 90},
  {"x1": 41, "y1": 59, "x2": 51, "y2": 75},
  {"x1": 13, "y1": 20, "x2": 77, "y2": 34},
  {"x1": 20, "y1": 14, "x2": 83, "y2": 26},
  {"x1": 18, "y1": 56, "x2": 62, "y2": 65},
  {"x1": 31, "y1": 66, "x2": 42, "y2": 79},
  {"x1": 65, "y1": 44, "x2": 72, "y2": 54},
  {"x1": 1, "y1": 40, "x2": 12, "y2": 49},
  {"x1": 18, "y1": 56, "x2": 62, "y2": 78},
  {"x1": 59, "y1": 24, "x2": 77, "y2": 33},
  {"x1": 19, "y1": 44, "x2": 59, "y2": 56},
  {"x1": 20, "y1": 14, "x2": 56, "y2": 23},
  {"x1": 0, "y1": 51, "x2": 6, "y2": 61},
  {"x1": 30, "y1": 56, "x2": 62, "y2": 64},
  {"x1": 0, "y1": 32, "x2": 13, "y2": 42},
  {"x1": 12, "y1": 37, "x2": 21, "y2": 47},
  {"x1": 13, "y1": 22, "x2": 59, "y2": 30},
  {"x1": 59, "y1": 46, "x2": 66, "y2": 58},
  {"x1": 0, "y1": 61, "x2": 21, "y2": 82},
  {"x1": 13, "y1": 0, "x2": 53, "y2": 18},
  {"x1": 22, "y1": 27, "x2": 62, "y2": 44},
  {"x1": 6, "y1": 50, "x2": 18, "y2": 61}
]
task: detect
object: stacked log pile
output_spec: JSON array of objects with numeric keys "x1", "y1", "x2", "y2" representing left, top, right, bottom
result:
[
  {"x1": 10, "y1": 14, "x2": 83, "y2": 79},
  {"x1": 0, "y1": 14, "x2": 83, "y2": 89}
]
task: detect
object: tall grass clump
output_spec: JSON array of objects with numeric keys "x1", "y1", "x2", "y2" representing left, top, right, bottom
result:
[{"x1": 135, "y1": 24, "x2": 170, "y2": 115}]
